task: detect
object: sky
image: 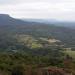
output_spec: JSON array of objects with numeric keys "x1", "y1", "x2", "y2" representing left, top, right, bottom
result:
[{"x1": 0, "y1": 0, "x2": 75, "y2": 21}]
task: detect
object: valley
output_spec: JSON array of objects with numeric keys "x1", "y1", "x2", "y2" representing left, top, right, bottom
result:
[{"x1": 0, "y1": 14, "x2": 75, "y2": 75}]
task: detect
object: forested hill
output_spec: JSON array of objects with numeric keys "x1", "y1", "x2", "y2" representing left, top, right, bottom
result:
[
  {"x1": 0, "y1": 14, "x2": 31, "y2": 26},
  {"x1": 0, "y1": 14, "x2": 75, "y2": 48}
]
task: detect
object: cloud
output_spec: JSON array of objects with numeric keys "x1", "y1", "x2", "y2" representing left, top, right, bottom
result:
[{"x1": 0, "y1": 0, "x2": 75, "y2": 21}]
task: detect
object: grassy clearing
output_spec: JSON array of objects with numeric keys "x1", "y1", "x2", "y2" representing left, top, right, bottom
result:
[{"x1": 64, "y1": 50, "x2": 75, "y2": 59}]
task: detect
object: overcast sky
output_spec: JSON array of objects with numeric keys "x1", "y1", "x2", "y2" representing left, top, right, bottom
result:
[{"x1": 0, "y1": 0, "x2": 75, "y2": 21}]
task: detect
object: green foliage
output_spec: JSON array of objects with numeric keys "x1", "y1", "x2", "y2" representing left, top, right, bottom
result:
[{"x1": 0, "y1": 51, "x2": 64, "y2": 75}]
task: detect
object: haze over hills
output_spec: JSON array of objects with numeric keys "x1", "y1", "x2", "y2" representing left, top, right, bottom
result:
[{"x1": 23, "y1": 19, "x2": 75, "y2": 29}]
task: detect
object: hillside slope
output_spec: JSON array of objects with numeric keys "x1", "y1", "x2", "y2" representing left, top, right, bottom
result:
[{"x1": 0, "y1": 14, "x2": 75, "y2": 48}]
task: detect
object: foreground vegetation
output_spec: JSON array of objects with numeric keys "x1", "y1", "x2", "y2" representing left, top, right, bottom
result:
[
  {"x1": 0, "y1": 48, "x2": 74, "y2": 75},
  {"x1": 0, "y1": 52, "x2": 63, "y2": 75}
]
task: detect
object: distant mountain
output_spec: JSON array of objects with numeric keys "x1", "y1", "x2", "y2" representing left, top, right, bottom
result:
[
  {"x1": 55, "y1": 22, "x2": 75, "y2": 29},
  {"x1": 22, "y1": 19, "x2": 75, "y2": 29},
  {"x1": 22, "y1": 19, "x2": 58, "y2": 24}
]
